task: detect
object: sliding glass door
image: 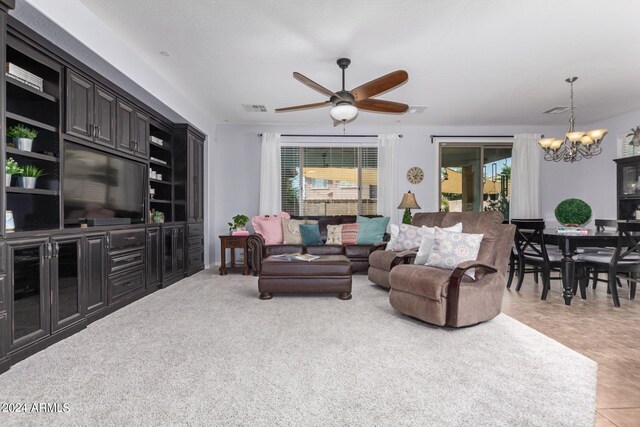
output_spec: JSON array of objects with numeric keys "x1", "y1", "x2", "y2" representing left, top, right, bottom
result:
[{"x1": 440, "y1": 143, "x2": 512, "y2": 219}]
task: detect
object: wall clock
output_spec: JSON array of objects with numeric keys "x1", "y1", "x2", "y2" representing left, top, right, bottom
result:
[{"x1": 407, "y1": 166, "x2": 424, "y2": 184}]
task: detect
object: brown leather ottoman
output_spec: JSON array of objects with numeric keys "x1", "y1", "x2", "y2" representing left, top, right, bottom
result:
[{"x1": 258, "y1": 255, "x2": 352, "y2": 300}]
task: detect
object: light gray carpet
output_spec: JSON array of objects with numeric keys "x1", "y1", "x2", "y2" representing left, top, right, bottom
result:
[{"x1": 0, "y1": 271, "x2": 596, "y2": 426}]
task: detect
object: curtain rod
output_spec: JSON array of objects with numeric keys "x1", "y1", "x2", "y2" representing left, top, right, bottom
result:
[
  {"x1": 429, "y1": 134, "x2": 544, "y2": 144},
  {"x1": 258, "y1": 133, "x2": 402, "y2": 138}
]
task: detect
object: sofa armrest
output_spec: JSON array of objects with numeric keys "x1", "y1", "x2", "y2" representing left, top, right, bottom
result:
[
  {"x1": 446, "y1": 261, "x2": 500, "y2": 326},
  {"x1": 369, "y1": 242, "x2": 388, "y2": 255},
  {"x1": 247, "y1": 233, "x2": 265, "y2": 276},
  {"x1": 391, "y1": 249, "x2": 419, "y2": 268}
]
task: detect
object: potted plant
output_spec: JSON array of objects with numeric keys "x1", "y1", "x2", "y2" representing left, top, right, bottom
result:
[
  {"x1": 17, "y1": 164, "x2": 45, "y2": 189},
  {"x1": 228, "y1": 214, "x2": 249, "y2": 232},
  {"x1": 5, "y1": 157, "x2": 22, "y2": 187},
  {"x1": 555, "y1": 198, "x2": 592, "y2": 227},
  {"x1": 7, "y1": 124, "x2": 38, "y2": 152}
]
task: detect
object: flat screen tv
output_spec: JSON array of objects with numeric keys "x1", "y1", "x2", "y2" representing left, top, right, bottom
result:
[{"x1": 63, "y1": 142, "x2": 145, "y2": 224}]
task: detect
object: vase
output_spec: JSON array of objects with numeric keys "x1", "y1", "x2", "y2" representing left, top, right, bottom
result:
[
  {"x1": 5, "y1": 173, "x2": 11, "y2": 187},
  {"x1": 236, "y1": 225, "x2": 246, "y2": 232},
  {"x1": 13, "y1": 137, "x2": 33, "y2": 152},
  {"x1": 18, "y1": 176, "x2": 37, "y2": 189}
]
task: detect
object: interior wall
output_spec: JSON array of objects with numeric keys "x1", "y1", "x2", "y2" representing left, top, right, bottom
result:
[{"x1": 213, "y1": 122, "x2": 566, "y2": 265}]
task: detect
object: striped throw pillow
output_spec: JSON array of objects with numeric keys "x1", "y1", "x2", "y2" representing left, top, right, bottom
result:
[{"x1": 341, "y1": 223, "x2": 359, "y2": 245}]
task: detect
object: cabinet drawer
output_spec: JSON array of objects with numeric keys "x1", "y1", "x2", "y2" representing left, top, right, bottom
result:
[
  {"x1": 109, "y1": 249, "x2": 144, "y2": 275},
  {"x1": 187, "y1": 250, "x2": 204, "y2": 271},
  {"x1": 188, "y1": 223, "x2": 204, "y2": 237},
  {"x1": 109, "y1": 229, "x2": 145, "y2": 250},
  {"x1": 109, "y1": 268, "x2": 144, "y2": 302},
  {"x1": 188, "y1": 236, "x2": 203, "y2": 250}
]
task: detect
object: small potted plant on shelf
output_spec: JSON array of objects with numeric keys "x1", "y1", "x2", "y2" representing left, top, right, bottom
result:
[
  {"x1": 7, "y1": 124, "x2": 38, "y2": 152},
  {"x1": 17, "y1": 164, "x2": 45, "y2": 189},
  {"x1": 5, "y1": 157, "x2": 22, "y2": 187},
  {"x1": 228, "y1": 214, "x2": 249, "y2": 233}
]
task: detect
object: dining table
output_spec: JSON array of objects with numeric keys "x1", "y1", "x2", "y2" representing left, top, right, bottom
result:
[{"x1": 543, "y1": 229, "x2": 620, "y2": 305}]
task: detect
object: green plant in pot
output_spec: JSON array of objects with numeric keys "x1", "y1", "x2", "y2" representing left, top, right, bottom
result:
[
  {"x1": 555, "y1": 198, "x2": 592, "y2": 227},
  {"x1": 228, "y1": 214, "x2": 249, "y2": 233},
  {"x1": 7, "y1": 124, "x2": 38, "y2": 152},
  {"x1": 5, "y1": 157, "x2": 22, "y2": 187},
  {"x1": 18, "y1": 164, "x2": 45, "y2": 190}
]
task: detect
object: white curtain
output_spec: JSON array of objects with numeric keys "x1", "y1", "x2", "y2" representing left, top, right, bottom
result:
[
  {"x1": 510, "y1": 133, "x2": 542, "y2": 219},
  {"x1": 259, "y1": 132, "x2": 281, "y2": 215},
  {"x1": 377, "y1": 134, "x2": 401, "y2": 225}
]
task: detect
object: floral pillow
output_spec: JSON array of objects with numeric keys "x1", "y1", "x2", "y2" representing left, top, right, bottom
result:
[
  {"x1": 282, "y1": 218, "x2": 318, "y2": 244},
  {"x1": 326, "y1": 224, "x2": 343, "y2": 245},
  {"x1": 385, "y1": 224, "x2": 424, "y2": 251},
  {"x1": 425, "y1": 227, "x2": 483, "y2": 279},
  {"x1": 414, "y1": 222, "x2": 463, "y2": 264}
]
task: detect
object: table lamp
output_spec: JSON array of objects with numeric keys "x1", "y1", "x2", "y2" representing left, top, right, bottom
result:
[{"x1": 398, "y1": 191, "x2": 421, "y2": 224}]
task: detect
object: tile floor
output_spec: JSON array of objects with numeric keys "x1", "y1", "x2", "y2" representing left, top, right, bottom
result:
[{"x1": 502, "y1": 277, "x2": 640, "y2": 427}]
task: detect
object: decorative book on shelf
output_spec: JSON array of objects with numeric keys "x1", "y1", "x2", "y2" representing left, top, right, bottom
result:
[
  {"x1": 150, "y1": 136, "x2": 164, "y2": 146},
  {"x1": 231, "y1": 230, "x2": 250, "y2": 236},
  {"x1": 150, "y1": 156, "x2": 167, "y2": 165},
  {"x1": 6, "y1": 63, "x2": 44, "y2": 91},
  {"x1": 557, "y1": 226, "x2": 589, "y2": 236}
]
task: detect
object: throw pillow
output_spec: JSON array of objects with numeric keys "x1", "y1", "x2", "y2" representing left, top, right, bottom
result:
[
  {"x1": 414, "y1": 222, "x2": 463, "y2": 265},
  {"x1": 356, "y1": 215, "x2": 390, "y2": 245},
  {"x1": 385, "y1": 224, "x2": 400, "y2": 251},
  {"x1": 341, "y1": 223, "x2": 359, "y2": 245},
  {"x1": 326, "y1": 224, "x2": 343, "y2": 245},
  {"x1": 251, "y1": 212, "x2": 291, "y2": 245},
  {"x1": 300, "y1": 224, "x2": 323, "y2": 246},
  {"x1": 425, "y1": 227, "x2": 484, "y2": 279},
  {"x1": 391, "y1": 224, "x2": 424, "y2": 251},
  {"x1": 282, "y1": 218, "x2": 319, "y2": 244}
]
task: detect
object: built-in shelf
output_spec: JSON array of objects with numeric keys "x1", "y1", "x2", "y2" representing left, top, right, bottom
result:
[
  {"x1": 149, "y1": 159, "x2": 171, "y2": 169},
  {"x1": 6, "y1": 187, "x2": 58, "y2": 196},
  {"x1": 6, "y1": 111, "x2": 57, "y2": 133},
  {"x1": 150, "y1": 142, "x2": 170, "y2": 152},
  {"x1": 6, "y1": 147, "x2": 58, "y2": 162},
  {"x1": 150, "y1": 178, "x2": 171, "y2": 185},
  {"x1": 150, "y1": 199, "x2": 171, "y2": 204},
  {"x1": 6, "y1": 77, "x2": 58, "y2": 102}
]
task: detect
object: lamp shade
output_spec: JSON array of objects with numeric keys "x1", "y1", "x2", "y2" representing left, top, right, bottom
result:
[
  {"x1": 330, "y1": 104, "x2": 358, "y2": 121},
  {"x1": 397, "y1": 191, "x2": 421, "y2": 209}
]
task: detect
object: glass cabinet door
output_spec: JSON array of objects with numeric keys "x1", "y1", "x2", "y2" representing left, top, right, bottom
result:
[
  {"x1": 163, "y1": 228, "x2": 174, "y2": 277},
  {"x1": 9, "y1": 238, "x2": 50, "y2": 351},
  {"x1": 622, "y1": 165, "x2": 639, "y2": 196},
  {"x1": 51, "y1": 237, "x2": 82, "y2": 331},
  {"x1": 175, "y1": 227, "x2": 185, "y2": 273}
]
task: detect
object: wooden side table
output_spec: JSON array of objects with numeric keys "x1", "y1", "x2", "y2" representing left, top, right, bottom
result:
[{"x1": 219, "y1": 234, "x2": 249, "y2": 275}]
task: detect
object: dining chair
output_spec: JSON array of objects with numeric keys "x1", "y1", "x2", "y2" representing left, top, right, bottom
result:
[
  {"x1": 579, "y1": 221, "x2": 640, "y2": 307},
  {"x1": 511, "y1": 219, "x2": 563, "y2": 300},
  {"x1": 507, "y1": 218, "x2": 542, "y2": 289},
  {"x1": 589, "y1": 219, "x2": 622, "y2": 290}
]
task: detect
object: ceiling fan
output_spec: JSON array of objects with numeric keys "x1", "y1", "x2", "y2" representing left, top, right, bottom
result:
[{"x1": 275, "y1": 58, "x2": 409, "y2": 126}]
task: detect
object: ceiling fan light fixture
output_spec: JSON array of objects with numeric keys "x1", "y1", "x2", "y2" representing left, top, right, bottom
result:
[{"x1": 330, "y1": 104, "x2": 358, "y2": 122}]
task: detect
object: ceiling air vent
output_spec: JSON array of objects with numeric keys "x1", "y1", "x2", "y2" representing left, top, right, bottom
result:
[
  {"x1": 407, "y1": 105, "x2": 428, "y2": 114},
  {"x1": 242, "y1": 104, "x2": 268, "y2": 113},
  {"x1": 542, "y1": 106, "x2": 570, "y2": 114}
]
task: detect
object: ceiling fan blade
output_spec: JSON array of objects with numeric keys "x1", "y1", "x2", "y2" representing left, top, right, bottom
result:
[
  {"x1": 356, "y1": 99, "x2": 409, "y2": 113},
  {"x1": 351, "y1": 70, "x2": 408, "y2": 101},
  {"x1": 293, "y1": 72, "x2": 340, "y2": 99},
  {"x1": 275, "y1": 101, "x2": 331, "y2": 112}
]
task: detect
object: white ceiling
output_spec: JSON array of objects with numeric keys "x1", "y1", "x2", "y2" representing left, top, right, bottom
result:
[{"x1": 78, "y1": 0, "x2": 640, "y2": 127}]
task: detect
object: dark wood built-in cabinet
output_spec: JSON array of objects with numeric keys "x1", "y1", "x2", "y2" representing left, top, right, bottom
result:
[
  {"x1": 0, "y1": 3, "x2": 206, "y2": 374},
  {"x1": 66, "y1": 70, "x2": 116, "y2": 148},
  {"x1": 616, "y1": 155, "x2": 640, "y2": 220}
]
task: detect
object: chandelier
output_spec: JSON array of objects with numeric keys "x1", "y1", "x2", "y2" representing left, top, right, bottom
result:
[{"x1": 538, "y1": 77, "x2": 606, "y2": 162}]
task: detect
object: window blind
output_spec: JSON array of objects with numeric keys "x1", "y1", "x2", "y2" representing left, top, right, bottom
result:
[{"x1": 280, "y1": 146, "x2": 378, "y2": 216}]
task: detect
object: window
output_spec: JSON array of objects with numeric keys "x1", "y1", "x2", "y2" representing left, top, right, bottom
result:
[
  {"x1": 281, "y1": 146, "x2": 377, "y2": 216},
  {"x1": 439, "y1": 143, "x2": 512, "y2": 220}
]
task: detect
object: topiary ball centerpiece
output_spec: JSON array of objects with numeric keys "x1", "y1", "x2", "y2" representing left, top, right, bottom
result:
[{"x1": 554, "y1": 198, "x2": 592, "y2": 226}]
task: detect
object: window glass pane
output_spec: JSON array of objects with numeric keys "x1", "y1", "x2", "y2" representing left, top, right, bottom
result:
[
  {"x1": 483, "y1": 147, "x2": 511, "y2": 220},
  {"x1": 280, "y1": 146, "x2": 377, "y2": 216}
]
